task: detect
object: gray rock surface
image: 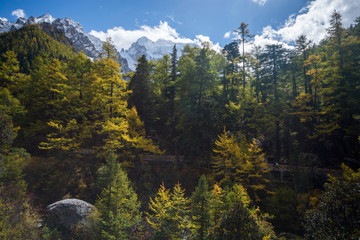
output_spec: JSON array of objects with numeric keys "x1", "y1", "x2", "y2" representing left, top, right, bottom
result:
[{"x1": 45, "y1": 198, "x2": 96, "y2": 235}]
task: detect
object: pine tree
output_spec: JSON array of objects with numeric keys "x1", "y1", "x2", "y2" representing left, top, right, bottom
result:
[
  {"x1": 209, "y1": 184, "x2": 276, "y2": 239},
  {"x1": 237, "y1": 140, "x2": 271, "y2": 202},
  {"x1": 147, "y1": 183, "x2": 192, "y2": 239},
  {"x1": 222, "y1": 41, "x2": 241, "y2": 102},
  {"x1": 234, "y1": 22, "x2": 253, "y2": 90},
  {"x1": 316, "y1": 11, "x2": 360, "y2": 165},
  {"x1": 146, "y1": 183, "x2": 172, "y2": 239},
  {"x1": 212, "y1": 131, "x2": 270, "y2": 201},
  {"x1": 96, "y1": 154, "x2": 142, "y2": 239},
  {"x1": 295, "y1": 35, "x2": 312, "y2": 94},
  {"x1": 0, "y1": 51, "x2": 27, "y2": 95},
  {"x1": 128, "y1": 55, "x2": 154, "y2": 135},
  {"x1": 191, "y1": 175, "x2": 211, "y2": 240},
  {"x1": 261, "y1": 44, "x2": 287, "y2": 161},
  {"x1": 211, "y1": 130, "x2": 246, "y2": 185}
]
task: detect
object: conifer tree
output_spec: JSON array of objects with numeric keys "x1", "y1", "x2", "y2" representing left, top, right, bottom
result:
[
  {"x1": 211, "y1": 130, "x2": 246, "y2": 185},
  {"x1": 295, "y1": 35, "x2": 312, "y2": 94},
  {"x1": 96, "y1": 154, "x2": 142, "y2": 239},
  {"x1": 234, "y1": 22, "x2": 253, "y2": 89},
  {"x1": 261, "y1": 44, "x2": 287, "y2": 161},
  {"x1": 222, "y1": 41, "x2": 241, "y2": 102},
  {"x1": 128, "y1": 55, "x2": 154, "y2": 135},
  {"x1": 209, "y1": 184, "x2": 276, "y2": 239},
  {"x1": 147, "y1": 183, "x2": 192, "y2": 239},
  {"x1": 191, "y1": 175, "x2": 211, "y2": 240},
  {"x1": 212, "y1": 131, "x2": 270, "y2": 202},
  {"x1": 146, "y1": 183, "x2": 172, "y2": 239}
]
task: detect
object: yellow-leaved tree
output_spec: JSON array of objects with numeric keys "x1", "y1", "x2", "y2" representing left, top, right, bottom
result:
[{"x1": 211, "y1": 130, "x2": 270, "y2": 202}]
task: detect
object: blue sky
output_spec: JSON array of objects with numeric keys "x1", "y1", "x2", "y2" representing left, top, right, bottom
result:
[{"x1": 1, "y1": 0, "x2": 360, "y2": 50}]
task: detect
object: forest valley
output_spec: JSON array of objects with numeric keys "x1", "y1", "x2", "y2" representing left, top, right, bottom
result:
[{"x1": 0, "y1": 10, "x2": 360, "y2": 239}]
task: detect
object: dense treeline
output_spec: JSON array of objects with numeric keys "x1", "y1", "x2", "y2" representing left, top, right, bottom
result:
[
  {"x1": 0, "y1": 11, "x2": 360, "y2": 239},
  {"x1": 138, "y1": 12, "x2": 360, "y2": 170}
]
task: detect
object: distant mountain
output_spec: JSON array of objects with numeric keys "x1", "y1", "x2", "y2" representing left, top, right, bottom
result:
[
  {"x1": 0, "y1": 14, "x2": 198, "y2": 72},
  {"x1": 120, "y1": 36, "x2": 195, "y2": 70},
  {"x1": 0, "y1": 14, "x2": 131, "y2": 73}
]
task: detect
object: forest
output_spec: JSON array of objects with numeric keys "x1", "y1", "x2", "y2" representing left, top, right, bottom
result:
[{"x1": 0, "y1": 10, "x2": 360, "y2": 239}]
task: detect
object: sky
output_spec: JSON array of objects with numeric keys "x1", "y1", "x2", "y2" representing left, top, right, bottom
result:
[{"x1": 1, "y1": 0, "x2": 360, "y2": 51}]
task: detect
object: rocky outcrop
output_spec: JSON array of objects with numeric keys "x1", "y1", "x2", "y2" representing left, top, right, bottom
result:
[{"x1": 44, "y1": 198, "x2": 96, "y2": 238}]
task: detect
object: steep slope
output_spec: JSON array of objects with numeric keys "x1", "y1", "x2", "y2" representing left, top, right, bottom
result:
[
  {"x1": 0, "y1": 14, "x2": 131, "y2": 73},
  {"x1": 0, "y1": 25, "x2": 77, "y2": 72}
]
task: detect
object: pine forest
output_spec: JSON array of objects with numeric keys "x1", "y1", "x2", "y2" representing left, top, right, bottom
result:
[{"x1": 1, "y1": 10, "x2": 360, "y2": 240}]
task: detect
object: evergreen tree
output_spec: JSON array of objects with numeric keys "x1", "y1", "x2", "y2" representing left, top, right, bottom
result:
[
  {"x1": 209, "y1": 184, "x2": 276, "y2": 240},
  {"x1": 212, "y1": 130, "x2": 270, "y2": 202},
  {"x1": 316, "y1": 11, "x2": 360, "y2": 166},
  {"x1": 222, "y1": 41, "x2": 241, "y2": 102},
  {"x1": 261, "y1": 44, "x2": 287, "y2": 161},
  {"x1": 234, "y1": 22, "x2": 253, "y2": 90},
  {"x1": 147, "y1": 183, "x2": 192, "y2": 239},
  {"x1": 128, "y1": 55, "x2": 154, "y2": 135},
  {"x1": 96, "y1": 154, "x2": 142, "y2": 239},
  {"x1": 176, "y1": 45, "x2": 221, "y2": 158},
  {"x1": 295, "y1": 35, "x2": 312, "y2": 94},
  {"x1": 191, "y1": 175, "x2": 212, "y2": 240}
]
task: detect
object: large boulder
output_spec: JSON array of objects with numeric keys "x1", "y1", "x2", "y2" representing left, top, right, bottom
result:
[{"x1": 45, "y1": 198, "x2": 97, "y2": 238}]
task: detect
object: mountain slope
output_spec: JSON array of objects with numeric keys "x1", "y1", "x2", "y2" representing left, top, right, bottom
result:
[
  {"x1": 0, "y1": 25, "x2": 77, "y2": 73},
  {"x1": 0, "y1": 14, "x2": 199, "y2": 72},
  {"x1": 0, "y1": 14, "x2": 131, "y2": 73}
]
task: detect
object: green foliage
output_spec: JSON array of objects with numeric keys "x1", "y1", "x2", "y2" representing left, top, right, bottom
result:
[
  {"x1": 0, "y1": 115, "x2": 40, "y2": 239},
  {"x1": 0, "y1": 88, "x2": 25, "y2": 153},
  {"x1": 266, "y1": 187, "x2": 300, "y2": 234},
  {"x1": 209, "y1": 184, "x2": 276, "y2": 240},
  {"x1": 0, "y1": 25, "x2": 76, "y2": 73},
  {"x1": 176, "y1": 45, "x2": 222, "y2": 158},
  {"x1": 0, "y1": 198, "x2": 41, "y2": 240},
  {"x1": 212, "y1": 130, "x2": 270, "y2": 202},
  {"x1": 146, "y1": 183, "x2": 193, "y2": 239},
  {"x1": 191, "y1": 175, "x2": 211, "y2": 240},
  {"x1": 304, "y1": 164, "x2": 360, "y2": 239},
  {"x1": 128, "y1": 54, "x2": 155, "y2": 134},
  {"x1": 96, "y1": 155, "x2": 142, "y2": 239},
  {"x1": 41, "y1": 225, "x2": 61, "y2": 240}
]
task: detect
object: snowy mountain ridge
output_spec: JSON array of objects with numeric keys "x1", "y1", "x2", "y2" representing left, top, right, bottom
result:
[
  {"x1": 120, "y1": 36, "x2": 195, "y2": 70},
  {"x1": 0, "y1": 14, "x2": 197, "y2": 72}
]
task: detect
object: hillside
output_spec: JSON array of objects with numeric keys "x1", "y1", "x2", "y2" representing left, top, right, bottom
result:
[{"x1": 0, "y1": 25, "x2": 76, "y2": 72}]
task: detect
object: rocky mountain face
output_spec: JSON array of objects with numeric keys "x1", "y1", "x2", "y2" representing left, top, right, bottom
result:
[
  {"x1": 0, "y1": 14, "x2": 131, "y2": 73},
  {"x1": 121, "y1": 36, "x2": 195, "y2": 70}
]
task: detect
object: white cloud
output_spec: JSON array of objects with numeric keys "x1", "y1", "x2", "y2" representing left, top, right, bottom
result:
[
  {"x1": 167, "y1": 15, "x2": 183, "y2": 25},
  {"x1": 252, "y1": 0, "x2": 267, "y2": 6},
  {"x1": 194, "y1": 34, "x2": 222, "y2": 52},
  {"x1": 90, "y1": 21, "x2": 221, "y2": 52},
  {"x1": 12, "y1": 9, "x2": 26, "y2": 19},
  {"x1": 0, "y1": 17, "x2": 8, "y2": 21},
  {"x1": 254, "y1": 0, "x2": 360, "y2": 46},
  {"x1": 224, "y1": 31, "x2": 231, "y2": 38}
]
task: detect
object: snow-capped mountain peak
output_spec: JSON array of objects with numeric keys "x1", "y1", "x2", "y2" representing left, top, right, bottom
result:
[
  {"x1": 27, "y1": 14, "x2": 57, "y2": 24},
  {"x1": 120, "y1": 36, "x2": 194, "y2": 70}
]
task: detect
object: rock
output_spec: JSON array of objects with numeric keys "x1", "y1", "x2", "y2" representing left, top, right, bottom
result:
[{"x1": 45, "y1": 198, "x2": 96, "y2": 237}]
